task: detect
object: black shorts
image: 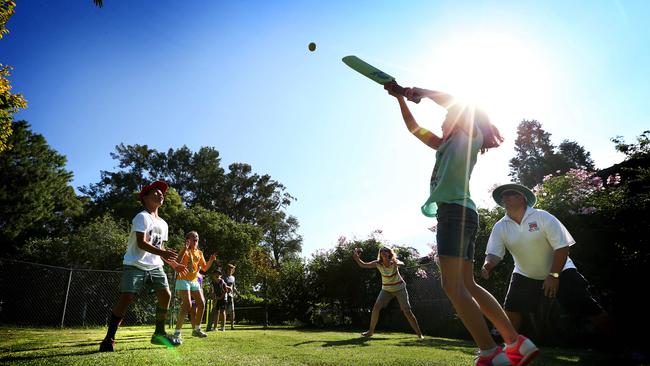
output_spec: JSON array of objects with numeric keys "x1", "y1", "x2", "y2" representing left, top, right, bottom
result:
[
  {"x1": 436, "y1": 203, "x2": 479, "y2": 261},
  {"x1": 504, "y1": 269, "x2": 603, "y2": 317}
]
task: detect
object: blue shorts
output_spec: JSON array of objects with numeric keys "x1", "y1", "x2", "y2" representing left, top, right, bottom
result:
[
  {"x1": 435, "y1": 203, "x2": 479, "y2": 261},
  {"x1": 120, "y1": 265, "x2": 169, "y2": 293},
  {"x1": 175, "y1": 279, "x2": 202, "y2": 292}
]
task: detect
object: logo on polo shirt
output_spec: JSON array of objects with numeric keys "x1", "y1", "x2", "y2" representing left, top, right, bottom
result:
[{"x1": 528, "y1": 221, "x2": 539, "y2": 232}]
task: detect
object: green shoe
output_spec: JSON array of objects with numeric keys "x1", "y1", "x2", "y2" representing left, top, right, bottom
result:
[{"x1": 151, "y1": 333, "x2": 182, "y2": 347}]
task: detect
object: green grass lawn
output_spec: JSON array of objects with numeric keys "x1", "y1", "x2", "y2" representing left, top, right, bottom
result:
[{"x1": 0, "y1": 325, "x2": 615, "y2": 365}]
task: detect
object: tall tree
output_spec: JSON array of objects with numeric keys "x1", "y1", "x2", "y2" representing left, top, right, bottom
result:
[
  {"x1": 81, "y1": 144, "x2": 302, "y2": 259},
  {"x1": 509, "y1": 120, "x2": 595, "y2": 187},
  {"x1": 557, "y1": 140, "x2": 595, "y2": 171},
  {"x1": 0, "y1": 121, "x2": 83, "y2": 252},
  {"x1": 79, "y1": 143, "x2": 161, "y2": 221},
  {"x1": 509, "y1": 120, "x2": 557, "y2": 187},
  {"x1": 261, "y1": 212, "x2": 302, "y2": 266}
]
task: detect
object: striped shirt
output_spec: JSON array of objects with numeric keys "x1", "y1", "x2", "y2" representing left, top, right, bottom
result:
[{"x1": 376, "y1": 262, "x2": 405, "y2": 292}]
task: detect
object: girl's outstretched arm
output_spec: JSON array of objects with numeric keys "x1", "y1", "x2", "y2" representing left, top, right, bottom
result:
[{"x1": 352, "y1": 248, "x2": 378, "y2": 269}]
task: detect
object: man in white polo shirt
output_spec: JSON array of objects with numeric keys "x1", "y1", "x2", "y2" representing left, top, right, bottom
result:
[{"x1": 481, "y1": 183, "x2": 608, "y2": 333}]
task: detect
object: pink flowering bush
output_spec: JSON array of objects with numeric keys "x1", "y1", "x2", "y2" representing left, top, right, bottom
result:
[
  {"x1": 415, "y1": 268, "x2": 428, "y2": 279},
  {"x1": 534, "y1": 168, "x2": 623, "y2": 215}
]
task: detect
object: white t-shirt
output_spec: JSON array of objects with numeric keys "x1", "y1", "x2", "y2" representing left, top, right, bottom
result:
[
  {"x1": 123, "y1": 210, "x2": 168, "y2": 271},
  {"x1": 486, "y1": 207, "x2": 576, "y2": 280}
]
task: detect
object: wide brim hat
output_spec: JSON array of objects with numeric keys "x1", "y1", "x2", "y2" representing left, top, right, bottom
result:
[
  {"x1": 492, "y1": 183, "x2": 536, "y2": 208},
  {"x1": 139, "y1": 180, "x2": 169, "y2": 201}
]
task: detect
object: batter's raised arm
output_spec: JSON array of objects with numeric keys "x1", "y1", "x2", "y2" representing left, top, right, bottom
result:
[
  {"x1": 410, "y1": 87, "x2": 456, "y2": 109},
  {"x1": 384, "y1": 82, "x2": 443, "y2": 150}
]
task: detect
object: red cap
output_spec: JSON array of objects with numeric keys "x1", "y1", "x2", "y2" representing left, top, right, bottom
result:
[{"x1": 139, "y1": 180, "x2": 169, "y2": 201}]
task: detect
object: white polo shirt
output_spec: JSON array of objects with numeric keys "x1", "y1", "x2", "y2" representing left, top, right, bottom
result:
[
  {"x1": 486, "y1": 207, "x2": 576, "y2": 280},
  {"x1": 123, "y1": 210, "x2": 168, "y2": 271}
]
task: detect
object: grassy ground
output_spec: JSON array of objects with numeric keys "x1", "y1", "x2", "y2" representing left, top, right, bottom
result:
[{"x1": 0, "y1": 325, "x2": 616, "y2": 365}]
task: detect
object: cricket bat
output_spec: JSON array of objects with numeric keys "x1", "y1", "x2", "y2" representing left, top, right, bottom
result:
[{"x1": 342, "y1": 55, "x2": 421, "y2": 103}]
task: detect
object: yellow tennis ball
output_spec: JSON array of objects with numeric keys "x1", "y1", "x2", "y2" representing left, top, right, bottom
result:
[{"x1": 308, "y1": 42, "x2": 316, "y2": 52}]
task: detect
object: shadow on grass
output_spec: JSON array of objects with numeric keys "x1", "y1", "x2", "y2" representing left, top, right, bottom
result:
[
  {"x1": 2, "y1": 335, "x2": 151, "y2": 353},
  {"x1": 0, "y1": 349, "x2": 99, "y2": 363},
  {"x1": 0, "y1": 343, "x2": 175, "y2": 364},
  {"x1": 293, "y1": 336, "x2": 391, "y2": 348},
  {"x1": 396, "y1": 337, "x2": 477, "y2": 357}
]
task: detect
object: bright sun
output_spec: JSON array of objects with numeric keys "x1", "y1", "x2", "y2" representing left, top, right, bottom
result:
[{"x1": 419, "y1": 33, "x2": 554, "y2": 132}]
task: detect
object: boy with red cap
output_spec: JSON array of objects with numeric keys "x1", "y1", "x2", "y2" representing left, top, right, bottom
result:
[{"x1": 99, "y1": 180, "x2": 187, "y2": 352}]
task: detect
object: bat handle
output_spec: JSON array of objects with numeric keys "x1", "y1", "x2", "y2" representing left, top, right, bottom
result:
[{"x1": 390, "y1": 82, "x2": 421, "y2": 104}]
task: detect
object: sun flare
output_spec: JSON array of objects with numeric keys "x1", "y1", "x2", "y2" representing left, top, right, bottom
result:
[{"x1": 420, "y1": 33, "x2": 554, "y2": 132}]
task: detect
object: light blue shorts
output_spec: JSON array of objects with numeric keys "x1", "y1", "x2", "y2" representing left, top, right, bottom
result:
[{"x1": 175, "y1": 279, "x2": 202, "y2": 292}]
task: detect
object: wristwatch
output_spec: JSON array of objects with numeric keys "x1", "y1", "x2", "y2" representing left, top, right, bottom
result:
[{"x1": 549, "y1": 272, "x2": 560, "y2": 278}]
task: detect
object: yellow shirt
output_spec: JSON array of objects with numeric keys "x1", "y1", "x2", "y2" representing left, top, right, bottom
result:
[{"x1": 177, "y1": 248, "x2": 206, "y2": 282}]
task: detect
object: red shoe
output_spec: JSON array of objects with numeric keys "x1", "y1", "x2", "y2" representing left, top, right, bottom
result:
[
  {"x1": 475, "y1": 347, "x2": 512, "y2": 366},
  {"x1": 505, "y1": 335, "x2": 539, "y2": 366}
]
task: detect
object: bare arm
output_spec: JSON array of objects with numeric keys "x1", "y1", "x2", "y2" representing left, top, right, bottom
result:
[
  {"x1": 201, "y1": 253, "x2": 217, "y2": 272},
  {"x1": 411, "y1": 87, "x2": 456, "y2": 109},
  {"x1": 136, "y1": 233, "x2": 187, "y2": 274},
  {"x1": 352, "y1": 249, "x2": 379, "y2": 269},
  {"x1": 385, "y1": 83, "x2": 443, "y2": 150},
  {"x1": 481, "y1": 254, "x2": 503, "y2": 280},
  {"x1": 136, "y1": 232, "x2": 175, "y2": 260},
  {"x1": 543, "y1": 246, "x2": 569, "y2": 297}
]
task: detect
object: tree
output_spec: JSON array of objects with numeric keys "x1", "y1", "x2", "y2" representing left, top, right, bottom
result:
[
  {"x1": 306, "y1": 232, "x2": 420, "y2": 326},
  {"x1": 266, "y1": 258, "x2": 312, "y2": 323},
  {"x1": 261, "y1": 212, "x2": 302, "y2": 266},
  {"x1": 169, "y1": 205, "x2": 263, "y2": 293},
  {"x1": 0, "y1": 1, "x2": 16, "y2": 39},
  {"x1": 557, "y1": 140, "x2": 595, "y2": 172},
  {"x1": 509, "y1": 120, "x2": 557, "y2": 187},
  {"x1": 611, "y1": 130, "x2": 650, "y2": 160},
  {"x1": 20, "y1": 214, "x2": 129, "y2": 269},
  {"x1": 1, "y1": 1, "x2": 27, "y2": 153},
  {"x1": 0, "y1": 121, "x2": 83, "y2": 253},
  {"x1": 510, "y1": 120, "x2": 595, "y2": 187},
  {"x1": 219, "y1": 162, "x2": 294, "y2": 225},
  {"x1": 80, "y1": 144, "x2": 303, "y2": 260},
  {"x1": 79, "y1": 144, "x2": 162, "y2": 221}
]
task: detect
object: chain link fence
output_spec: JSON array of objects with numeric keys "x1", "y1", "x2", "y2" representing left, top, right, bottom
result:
[
  {"x1": 0, "y1": 259, "x2": 458, "y2": 335},
  {"x1": 0, "y1": 259, "x2": 269, "y2": 328},
  {"x1": 0, "y1": 259, "x2": 454, "y2": 333},
  {"x1": 0, "y1": 259, "x2": 164, "y2": 327}
]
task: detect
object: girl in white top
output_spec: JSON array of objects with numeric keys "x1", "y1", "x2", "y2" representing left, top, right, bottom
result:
[{"x1": 352, "y1": 247, "x2": 424, "y2": 339}]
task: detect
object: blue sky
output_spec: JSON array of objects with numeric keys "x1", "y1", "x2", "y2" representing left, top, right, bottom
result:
[{"x1": 2, "y1": 0, "x2": 648, "y2": 257}]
